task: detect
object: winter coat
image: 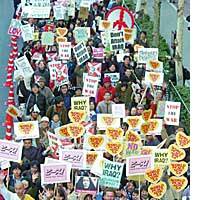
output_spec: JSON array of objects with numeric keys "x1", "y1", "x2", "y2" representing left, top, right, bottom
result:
[
  {"x1": 31, "y1": 68, "x2": 50, "y2": 87},
  {"x1": 97, "y1": 85, "x2": 116, "y2": 104}
]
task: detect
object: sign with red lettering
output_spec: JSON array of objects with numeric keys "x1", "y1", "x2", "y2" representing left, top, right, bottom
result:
[
  {"x1": 8, "y1": 19, "x2": 22, "y2": 36},
  {"x1": 164, "y1": 101, "x2": 181, "y2": 126},
  {"x1": 82, "y1": 75, "x2": 99, "y2": 97},
  {"x1": 105, "y1": 6, "x2": 135, "y2": 30},
  {"x1": 59, "y1": 42, "x2": 71, "y2": 60}
]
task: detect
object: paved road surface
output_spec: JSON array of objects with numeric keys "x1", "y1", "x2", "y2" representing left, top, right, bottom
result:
[{"x1": 0, "y1": 0, "x2": 14, "y2": 138}]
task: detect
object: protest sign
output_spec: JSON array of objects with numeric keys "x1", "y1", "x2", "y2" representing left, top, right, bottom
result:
[
  {"x1": 55, "y1": 124, "x2": 71, "y2": 139},
  {"x1": 116, "y1": 53, "x2": 130, "y2": 62},
  {"x1": 41, "y1": 32, "x2": 55, "y2": 46},
  {"x1": 48, "y1": 132, "x2": 62, "y2": 147},
  {"x1": 156, "y1": 101, "x2": 166, "y2": 118},
  {"x1": 138, "y1": 48, "x2": 159, "y2": 63},
  {"x1": 124, "y1": 116, "x2": 143, "y2": 131},
  {"x1": 82, "y1": 75, "x2": 99, "y2": 97},
  {"x1": 112, "y1": 104, "x2": 125, "y2": 118},
  {"x1": 7, "y1": 19, "x2": 22, "y2": 36},
  {"x1": 14, "y1": 55, "x2": 34, "y2": 78},
  {"x1": 146, "y1": 60, "x2": 163, "y2": 72},
  {"x1": 41, "y1": 163, "x2": 71, "y2": 184},
  {"x1": 97, "y1": 114, "x2": 121, "y2": 130},
  {"x1": 85, "y1": 151, "x2": 103, "y2": 169},
  {"x1": 99, "y1": 159, "x2": 124, "y2": 189},
  {"x1": 145, "y1": 72, "x2": 164, "y2": 86},
  {"x1": 126, "y1": 155, "x2": 154, "y2": 176},
  {"x1": 14, "y1": 121, "x2": 39, "y2": 140},
  {"x1": 123, "y1": 142, "x2": 142, "y2": 158},
  {"x1": 99, "y1": 20, "x2": 113, "y2": 31},
  {"x1": 53, "y1": 5, "x2": 66, "y2": 20},
  {"x1": 154, "y1": 149, "x2": 170, "y2": 166},
  {"x1": 78, "y1": 7, "x2": 89, "y2": 19},
  {"x1": 0, "y1": 160, "x2": 10, "y2": 170},
  {"x1": 104, "y1": 73, "x2": 120, "y2": 86},
  {"x1": 80, "y1": 0, "x2": 91, "y2": 8},
  {"x1": 59, "y1": 149, "x2": 86, "y2": 169},
  {"x1": 6, "y1": 105, "x2": 21, "y2": 118},
  {"x1": 109, "y1": 30, "x2": 125, "y2": 51},
  {"x1": 32, "y1": 52, "x2": 43, "y2": 60},
  {"x1": 100, "y1": 31, "x2": 110, "y2": 47},
  {"x1": 68, "y1": 0, "x2": 75, "y2": 17},
  {"x1": 164, "y1": 101, "x2": 181, "y2": 126},
  {"x1": 73, "y1": 27, "x2": 90, "y2": 43},
  {"x1": 71, "y1": 96, "x2": 90, "y2": 114},
  {"x1": 73, "y1": 42, "x2": 90, "y2": 65},
  {"x1": 21, "y1": 24, "x2": 34, "y2": 42},
  {"x1": 83, "y1": 133, "x2": 107, "y2": 151},
  {"x1": 59, "y1": 42, "x2": 71, "y2": 60},
  {"x1": 86, "y1": 62, "x2": 102, "y2": 80},
  {"x1": 0, "y1": 140, "x2": 23, "y2": 162},
  {"x1": 92, "y1": 47, "x2": 104, "y2": 60},
  {"x1": 148, "y1": 119, "x2": 163, "y2": 135},
  {"x1": 124, "y1": 28, "x2": 137, "y2": 44},
  {"x1": 75, "y1": 176, "x2": 99, "y2": 195}
]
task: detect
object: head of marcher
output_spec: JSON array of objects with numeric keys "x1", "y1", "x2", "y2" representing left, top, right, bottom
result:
[{"x1": 103, "y1": 76, "x2": 111, "y2": 89}]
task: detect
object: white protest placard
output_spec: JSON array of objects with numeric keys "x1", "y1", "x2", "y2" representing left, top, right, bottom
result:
[
  {"x1": 41, "y1": 32, "x2": 55, "y2": 46},
  {"x1": 80, "y1": 0, "x2": 91, "y2": 8},
  {"x1": 112, "y1": 104, "x2": 125, "y2": 118},
  {"x1": 109, "y1": 30, "x2": 125, "y2": 52},
  {"x1": 154, "y1": 149, "x2": 170, "y2": 166},
  {"x1": 99, "y1": 159, "x2": 124, "y2": 189},
  {"x1": 86, "y1": 62, "x2": 102, "y2": 79},
  {"x1": 59, "y1": 149, "x2": 86, "y2": 169},
  {"x1": 104, "y1": 73, "x2": 120, "y2": 86},
  {"x1": 7, "y1": 19, "x2": 22, "y2": 36},
  {"x1": 82, "y1": 75, "x2": 99, "y2": 97},
  {"x1": 148, "y1": 119, "x2": 163, "y2": 135},
  {"x1": 14, "y1": 121, "x2": 39, "y2": 140},
  {"x1": 59, "y1": 42, "x2": 71, "y2": 60},
  {"x1": 138, "y1": 48, "x2": 159, "y2": 63},
  {"x1": 99, "y1": 20, "x2": 113, "y2": 31},
  {"x1": 41, "y1": 163, "x2": 71, "y2": 184},
  {"x1": 85, "y1": 151, "x2": 104, "y2": 169},
  {"x1": 116, "y1": 53, "x2": 130, "y2": 62},
  {"x1": 126, "y1": 155, "x2": 154, "y2": 176},
  {"x1": 71, "y1": 96, "x2": 90, "y2": 114},
  {"x1": 145, "y1": 72, "x2": 164, "y2": 86},
  {"x1": 164, "y1": 101, "x2": 181, "y2": 126},
  {"x1": 101, "y1": 31, "x2": 110, "y2": 47},
  {"x1": 0, "y1": 140, "x2": 23, "y2": 162},
  {"x1": 124, "y1": 28, "x2": 137, "y2": 44},
  {"x1": 14, "y1": 55, "x2": 34, "y2": 78},
  {"x1": 124, "y1": 116, "x2": 144, "y2": 131},
  {"x1": 53, "y1": 5, "x2": 66, "y2": 20},
  {"x1": 68, "y1": 0, "x2": 75, "y2": 17},
  {"x1": 146, "y1": 60, "x2": 163, "y2": 72},
  {"x1": 21, "y1": 24, "x2": 34, "y2": 42},
  {"x1": 0, "y1": 160, "x2": 10, "y2": 170},
  {"x1": 97, "y1": 114, "x2": 121, "y2": 130},
  {"x1": 31, "y1": 0, "x2": 50, "y2": 7},
  {"x1": 73, "y1": 41, "x2": 90, "y2": 65},
  {"x1": 73, "y1": 27, "x2": 90, "y2": 43}
]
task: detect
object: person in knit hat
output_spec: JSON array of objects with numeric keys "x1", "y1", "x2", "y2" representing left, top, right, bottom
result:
[{"x1": 96, "y1": 76, "x2": 116, "y2": 104}]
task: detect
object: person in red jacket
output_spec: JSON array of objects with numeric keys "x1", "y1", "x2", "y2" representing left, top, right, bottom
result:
[{"x1": 96, "y1": 76, "x2": 116, "y2": 104}]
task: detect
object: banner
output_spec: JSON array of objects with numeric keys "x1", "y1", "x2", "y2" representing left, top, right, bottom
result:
[
  {"x1": 99, "y1": 159, "x2": 124, "y2": 189},
  {"x1": 75, "y1": 176, "x2": 99, "y2": 195},
  {"x1": 154, "y1": 149, "x2": 170, "y2": 166},
  {"x1": 7, "y1": 19, "x2": 22, "y2": 36},
  {"x1": 92, "y1": 47, "x2": 104, "y2": 60},
  {"x1": 145, "y1": 72, "x2": 164, "y2": 86},
  {"x1": 97, "y1": 114, "x2": 121, "y2": 130},
  {"x1": 14, "y1": 121, "x2": 39, "y2": 140},
  {"x1": 21, "y1": 24, "x2": 34, "y2": 42},
  {"x1": 138, "y1": 48, "x2": 159, "y2": 63},
  {"x1": 59, "y1": 149, "x2": 86, "y2": 169},
  {"x1": 164, "y1": 101, "x2": 181, "y2": 126},
  {"x1": 73, "y1": 27, "x2": 90, "y2": 43},
  {"x1": 59, "y1": 42, "x2": 71, "y2": 60},
  {"x1": 71, "y1": 96, "x2": 90, "y2": 114},
  {"x1": 73, "y1": 42, "x2": 90, "y2": 65},
  {"x1": 156, "y1": 101, "x2": 166, "y2": 118},
  {"x1": 126, "y1": 155, "x2": 154, "y2": 176},
  {"x1": 112, "y1": 104, "x2": 125, "y2": 118},
  {"x1": 86, "y1": 62, "x2": 102, "y2": 79},
  {"x1": 82, "y1": 75, "x2": 99, "y2": 97},
  {"x1": 109, "y1": 30, "x2": 125, "y2": 51},
  {"x1": 41, "y1": 163, "x2": 71, "y2": 184},
  {"x1": 0, "y1": 140, "x2": 23, "y2": 162},
  {"x1": 14, "y1": 55, "x2": 34, "y2": 78}
]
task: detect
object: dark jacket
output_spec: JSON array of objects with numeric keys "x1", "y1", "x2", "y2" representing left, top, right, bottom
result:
[
  {"x1": 31, "y1": 68, "x2": 50, "y2": 87},
  {"x1": 19, "y1": 80, "x2": 46, "y2": 116}
]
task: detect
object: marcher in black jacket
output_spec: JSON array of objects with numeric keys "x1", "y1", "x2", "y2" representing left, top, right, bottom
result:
[{"x1": 19, "y1": 79, "x2": 47, "y2": 116}]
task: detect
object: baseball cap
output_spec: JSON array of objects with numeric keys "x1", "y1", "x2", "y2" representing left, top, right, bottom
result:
[
  {"x1": 40, "y1": 116, "x2": 49, "y2": 123},
  {"x1": 103, "y1": 76, "x2": 111, "y2": 84}
]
